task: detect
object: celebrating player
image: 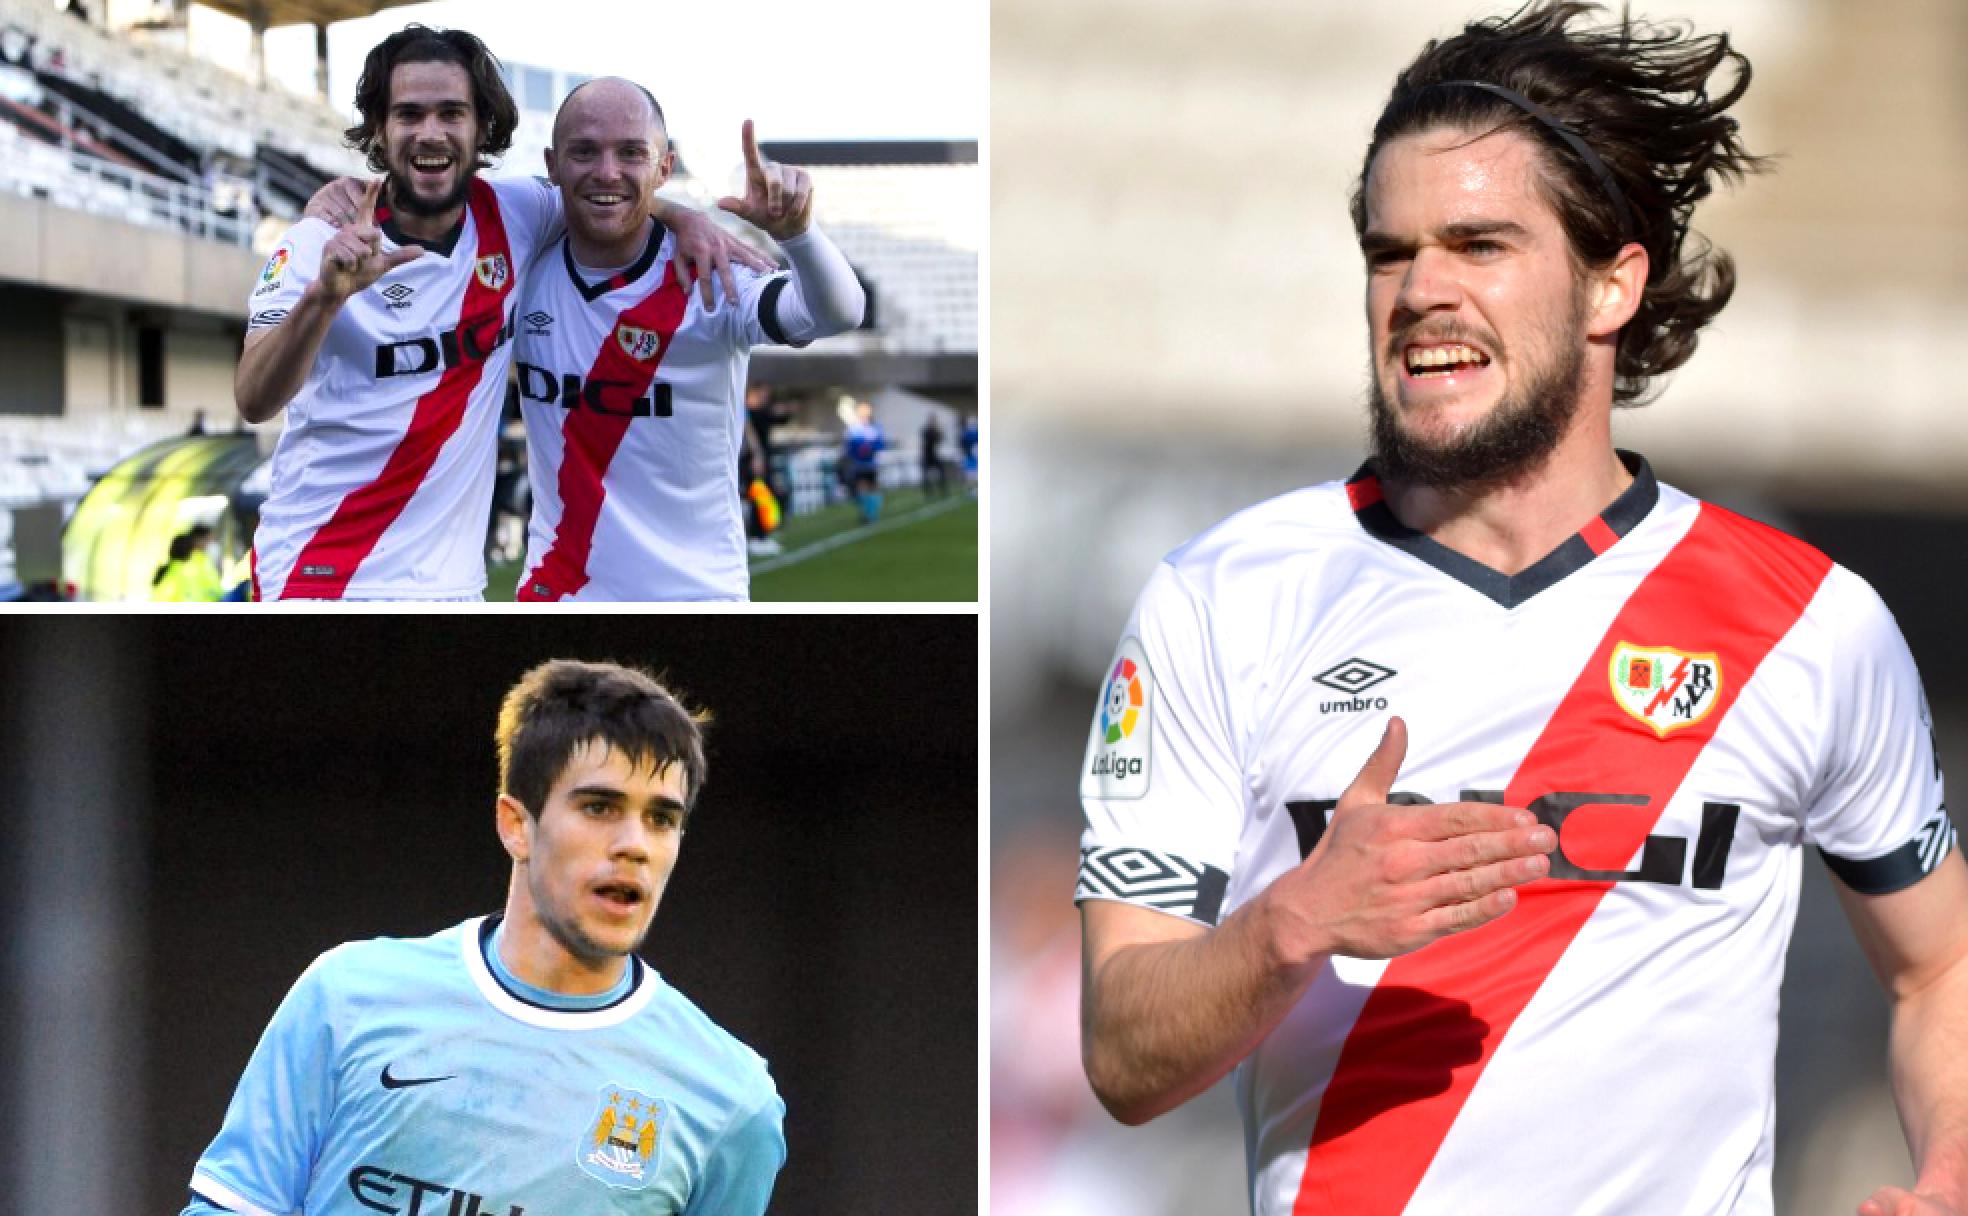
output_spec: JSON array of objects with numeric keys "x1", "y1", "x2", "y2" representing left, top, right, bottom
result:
[
  {"x1": 511, "y1": 84, "x2": 866, "y2": 601},
  {"x1": 242, "y1": 27, "x2": 764, "y2": 600},
  {"x1": 180, "y1": 659, "x2": 785, "y2": 1216},
  {"x1": 1075, "y1": 5, "x2": 1967, "y2": 1215}
]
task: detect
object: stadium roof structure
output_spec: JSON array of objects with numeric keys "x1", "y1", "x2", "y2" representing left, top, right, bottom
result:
[{"x1": 191, "y1": 0, "x2": 428, "y2": 29}]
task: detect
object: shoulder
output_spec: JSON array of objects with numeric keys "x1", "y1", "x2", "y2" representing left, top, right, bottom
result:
[
  {"x1": 305, "y1": 920, "x2": 469, "y2": 997},
  {"x1": 1159, "y1": 479, "x2": 1362, "y2": 599},
  {"x1": 485, "y1": 174, "x2": 557, "y2": 210},
  {"x1": 636, "y1": 975, "x2": 777, "y2": 1103},
  {"x1": 1677, "y1": 491, "x2": 1836, "y2": 597}
]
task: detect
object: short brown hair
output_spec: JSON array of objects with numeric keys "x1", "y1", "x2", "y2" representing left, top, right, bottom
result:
[
  {"x1": 344, "y1": 24, "x2": 519, "y2": 175},
  {"x1": 495, "y1": 659, "x2": 708, "y2": 818}
]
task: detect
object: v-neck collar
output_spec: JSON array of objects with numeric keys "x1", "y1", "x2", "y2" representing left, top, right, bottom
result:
[
  {"x1": 377, "y1": 201, "x2": 466, "y2": 260},
  {"x1": 1345, "y1": 450, "x2": 1659, "y2": 609},
  {"x1": 561, "y1": 220, "x2": 668, "y2": 302}
]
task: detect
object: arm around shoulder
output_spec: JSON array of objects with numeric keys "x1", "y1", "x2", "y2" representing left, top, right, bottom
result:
[{"x1": 771, "y1": 226, "x2": 865, "y2": 339}]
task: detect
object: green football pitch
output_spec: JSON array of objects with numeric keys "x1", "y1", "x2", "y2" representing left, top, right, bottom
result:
[{"x1": 485, "y1": 488, "x2": 977, "y2": 602}]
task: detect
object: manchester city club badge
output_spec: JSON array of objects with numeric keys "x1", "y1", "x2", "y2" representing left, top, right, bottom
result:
[
  {"x1": 577, "y1": 1085, "x2": 666, "y2": 1190},
  {"x1": 1609, "y1": 643, "x2": 1722, "y2": 737},
  {"x1": 474, "y1": 252, "x2": 510, "y2": 291},
  {"x1": 616, "y1": 325, "x2": 662, "y2": 361}
]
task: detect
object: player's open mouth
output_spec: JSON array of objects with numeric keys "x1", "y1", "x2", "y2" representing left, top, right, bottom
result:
[
  {"x1": 591, "y1": 881, "x2": 646, "y2": 914},
  {"x1": 408, "y1": 153, "x2": 455, "y2": 180},
  {"x1": 1402, "y1": 342, "x2": 1492, "y2": 379},
  {"x1": 582, "y1": 193, "x2": 630, "y2": 212}
]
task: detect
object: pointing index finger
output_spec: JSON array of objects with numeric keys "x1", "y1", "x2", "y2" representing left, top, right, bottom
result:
[
  {"x1": 359, "y1": 178, "x2": 382, "y2": 226},
  {"x1": 740, "y1": 118, "x2": 765, "y2": 180}
]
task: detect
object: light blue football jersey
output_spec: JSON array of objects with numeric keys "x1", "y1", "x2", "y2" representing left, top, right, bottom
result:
[{"x1": 182, "y1": 916, "x2": 785, "y2": 1216}]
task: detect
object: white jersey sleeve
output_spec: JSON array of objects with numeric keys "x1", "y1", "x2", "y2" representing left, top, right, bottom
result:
[
  {"x1": 488, "y1": 175, "x2": 564, "y2": 259},
  {"x1": 245, "y1": 220, "x2": 332, "y2": 332},
  {"x1": 1077, "y1": 559, "x2": 1246, "y2": 927},
  {"x1": 1803, "y1": 565, "x2": 1953, "y2": 892},
  {"x1": 185, "y1": 950, "x2": 341, "y2": 1216}
]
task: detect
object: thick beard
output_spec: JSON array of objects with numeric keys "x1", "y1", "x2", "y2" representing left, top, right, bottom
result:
[
  {"x1": 389, "y1": 164, "x2": 474, "y2": 218},
  {"x1": 1368, "y1": 301, "x2": 1588, "y2": 491}
]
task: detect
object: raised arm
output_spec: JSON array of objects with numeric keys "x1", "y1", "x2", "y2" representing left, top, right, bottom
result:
[
  {"x1": 1081, "y1": 718, "x2": 1553, "y2": 1124},
  {"x1": 238, "y1": 181, "x2": 420, "y2": 423},
  {"x1": 1839, "y1": 852, "x2": 1968, "y2": 1216},
  {"x1": 716, "y1": 119, "x2": 866, "y2": 339}
]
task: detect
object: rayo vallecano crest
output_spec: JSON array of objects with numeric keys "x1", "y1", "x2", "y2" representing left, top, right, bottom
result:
[
  {"x1": 617, "y1": 325, "x2": 662, "y2": 361},
  {"x1": 474, "y1": 252, "x2": 510, "y2": 291},
  {"x1": 1609, "y1": 643, "x2": 1721, "y2": 737},
  {"x1": 578, "y1": 1085, "x2": 666, "y2": 1190}
]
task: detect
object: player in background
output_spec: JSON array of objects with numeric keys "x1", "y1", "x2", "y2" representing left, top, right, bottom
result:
[
  {"x1": 960, "y1": 413, "x2": 977, "y2": 492},
  {"x1": 1075, "y1": 5, "x2": 1967, "y2": 1215},
  {"x1": 512, "y1": 82, "x2": 865, "y2": 601},
  {"x1": 841, "y1": 400, "x2": 886, "y2": 524},
  {"x1": 244, "y1": 26, "x2": 764, "y2": 601},
  {"x1": 181, "y1": 659, "x2": 785, "y2": 1216}
]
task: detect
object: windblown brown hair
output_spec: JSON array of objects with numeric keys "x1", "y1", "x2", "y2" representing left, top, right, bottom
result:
[
  {"x1": 344, "y1": 25, "x2": 518, "y2": 175},
  {"x1": 1350, "y1": 2, "x2": 1772, "y2": 406},
  {"x1": 495, "y1": 659, "x2": 710, "y2": 819}
]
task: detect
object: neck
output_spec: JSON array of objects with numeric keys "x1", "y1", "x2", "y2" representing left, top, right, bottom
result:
[
  {"x1": 498, "y1": 874, "x2": 628, "y2": 996},
  {"x1": 1382, "y1": 403, "x2": 1630, "y2": 576},
  {"x1": 570, "y1": 217, "x2": 653, "y2": 272},
  {"x1": 391, "y1": 203, "x2": 465, "y2": 241}
]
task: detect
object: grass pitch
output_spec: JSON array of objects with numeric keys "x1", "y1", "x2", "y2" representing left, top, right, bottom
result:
[{"x1": 485, "y1": 487, "x2": 977, "y2": 602}]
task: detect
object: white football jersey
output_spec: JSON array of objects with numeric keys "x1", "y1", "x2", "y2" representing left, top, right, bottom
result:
[
  {"x1": 1078, "y1": 455, "x2": 1951, "y2": 1216},
  {"x1": 247, "y1": 176, "x2": 558, "y2": 600},
  {"x1": 513, "y1": 229, "x2": 799, "y2": 602}
]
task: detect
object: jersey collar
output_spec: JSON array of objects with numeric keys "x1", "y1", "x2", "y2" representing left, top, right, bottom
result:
[
  {"x1": 561, "y1": 218, "x2": 670, "y2": 302},
  {"x1": 1345, "y1": 449, "x2": 1659, "y2": 609},
  {"x1": 462, "y1": 914, "x2": 656, "y2": 1029},
  {"x1": 376, "y1": 195, "x2": 468, "y2": 259}
]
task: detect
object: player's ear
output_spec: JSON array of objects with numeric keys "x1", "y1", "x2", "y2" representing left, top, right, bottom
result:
[
  {"x1": 653, "y1": 147, "x2": 674, "y2": 190},
  {"x1": 1587, "y1": 242, "x2": 1649, "y2": 338},
  {"x1": 544, "y1": 147, "x2": 560, "y2": 185},
  {"x1": 496, "y1": 793, "x2": 534, "y2": 862}
]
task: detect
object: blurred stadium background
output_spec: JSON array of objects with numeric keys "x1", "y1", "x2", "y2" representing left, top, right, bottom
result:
[
  {"x1": 991, "y1": 1, "x2": 1968, "y2": 1212},
  {"x1": 0, "y1": 615, "x2": 977, "y2": 1213},
  {"x1": 0, "y1": 0, "x2": 977, "y2": 602}
]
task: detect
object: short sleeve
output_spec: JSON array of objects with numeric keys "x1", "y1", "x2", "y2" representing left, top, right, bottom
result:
[
  {"x1": 489, "y1": 175, "x2": 565, "y2": 261},
  {"x1": 1805, "y1": 567, "x2": 1952, "y2": 894},
  {"x1": 186, "y1": 952, "x2": 342, "y2": 1216},
  {"x1": 245, "y1": 221, "x2": 328, "y2": 332},
  {"x1": 714, "y1": 266, "x2": 789, "y2": 350},
  {"x1": 1077, "y1": 560, "x2": 1246, "y2": 926},
  {"x1": 684, "y1": 1089, "x2": 787, "y2": 1216}
]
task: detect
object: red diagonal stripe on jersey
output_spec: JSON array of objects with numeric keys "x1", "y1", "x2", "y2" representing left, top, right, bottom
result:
[
  {"x1": 517, "y1": 262, "x2": 688, "y2": 601},
  {"x1": 278, "y1": 179, "x2": 513, "y2": 599},
  {"x1": 1291, "y1": 504, "x2": 1831, "y2": 1215}
]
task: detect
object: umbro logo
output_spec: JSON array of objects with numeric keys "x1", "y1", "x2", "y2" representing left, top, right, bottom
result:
[
  {"x1": 1315, "y1": 657, "x2": 1395, "y2": 714},
  {"x1": 523, "y1": 310, "x2": 554, "y2": 334},
  {"x1": 380, "y1": 1064, "x2": 455, "y2": 1090},
  {"x1": 381, "y1": 282, "x2": 416, "y2": 310}
]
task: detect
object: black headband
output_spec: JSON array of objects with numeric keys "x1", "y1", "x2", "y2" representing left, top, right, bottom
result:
[{"x1": 1428, "y1": 79, "x2": 1636, "y2": 240}]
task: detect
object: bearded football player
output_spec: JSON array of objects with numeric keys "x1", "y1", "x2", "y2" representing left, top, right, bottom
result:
[{"x1": 1075, "y1": 5, "x2": 1965, "y2": 1215}]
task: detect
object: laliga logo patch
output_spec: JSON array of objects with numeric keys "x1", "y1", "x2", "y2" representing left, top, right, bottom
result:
[
  {"x1": 1081, "y1": 637, "x2": 1153, "y2": 800},
  {"x1": 617, "y1": 325, "x2": 662, "y2": 361},
  {"x1": 474, "y1": 252, "x2": 510, "y2": 291},
  {"x1": 1610, "y1": 643, "x2": 1721, "y2": 737},
  {"x1": 254, "y1": 244, "x2": 291, "y2": 295},
  {"x1": 577, "y1": 1085, "x2": 666, "y2": 1190}
]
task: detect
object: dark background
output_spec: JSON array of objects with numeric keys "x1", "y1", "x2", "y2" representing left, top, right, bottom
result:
[{"x1": 0, "y1": 615, "x2": 977, "y2": 1215}]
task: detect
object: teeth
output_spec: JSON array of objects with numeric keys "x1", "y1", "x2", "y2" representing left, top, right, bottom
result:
[
  {"x1": 412, "y1": 156, "x2": 450, "y2": 170},
  {"x1": 1405, "y1": 343, "x2": 1489, "y2": 372},
  {"x1": 588, "y1": 195, "x2": 625, "y2": 204}
]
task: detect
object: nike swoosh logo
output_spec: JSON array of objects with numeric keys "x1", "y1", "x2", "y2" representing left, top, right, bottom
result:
[{"x1": 380, "y1": 1064, "x2": 455, "y2": 1090}]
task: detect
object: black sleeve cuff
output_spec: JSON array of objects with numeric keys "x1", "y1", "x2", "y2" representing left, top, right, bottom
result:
[
  {"x1": 1075, "y1": 844, "x2": 1229, "y2": 926},
  {"x1": 1820, "y1": 810, "x2": 1956, "y2": 895},
  {"x1": 756, "y1": 276, "x2": 811, "y2": 349}
]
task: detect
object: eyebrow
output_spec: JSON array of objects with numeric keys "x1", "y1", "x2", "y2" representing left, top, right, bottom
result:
[
  {"x1": 1359, "y1": 220, "x2": 1531, "y2": 255},
  {"x1": 568, "y1": 784, "x2": 687, "y2": 815}
]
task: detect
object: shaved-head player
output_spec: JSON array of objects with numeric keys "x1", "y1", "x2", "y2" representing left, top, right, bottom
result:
[{"x1": 511, "y1": 80, "x2": 865, "y2": 601}]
